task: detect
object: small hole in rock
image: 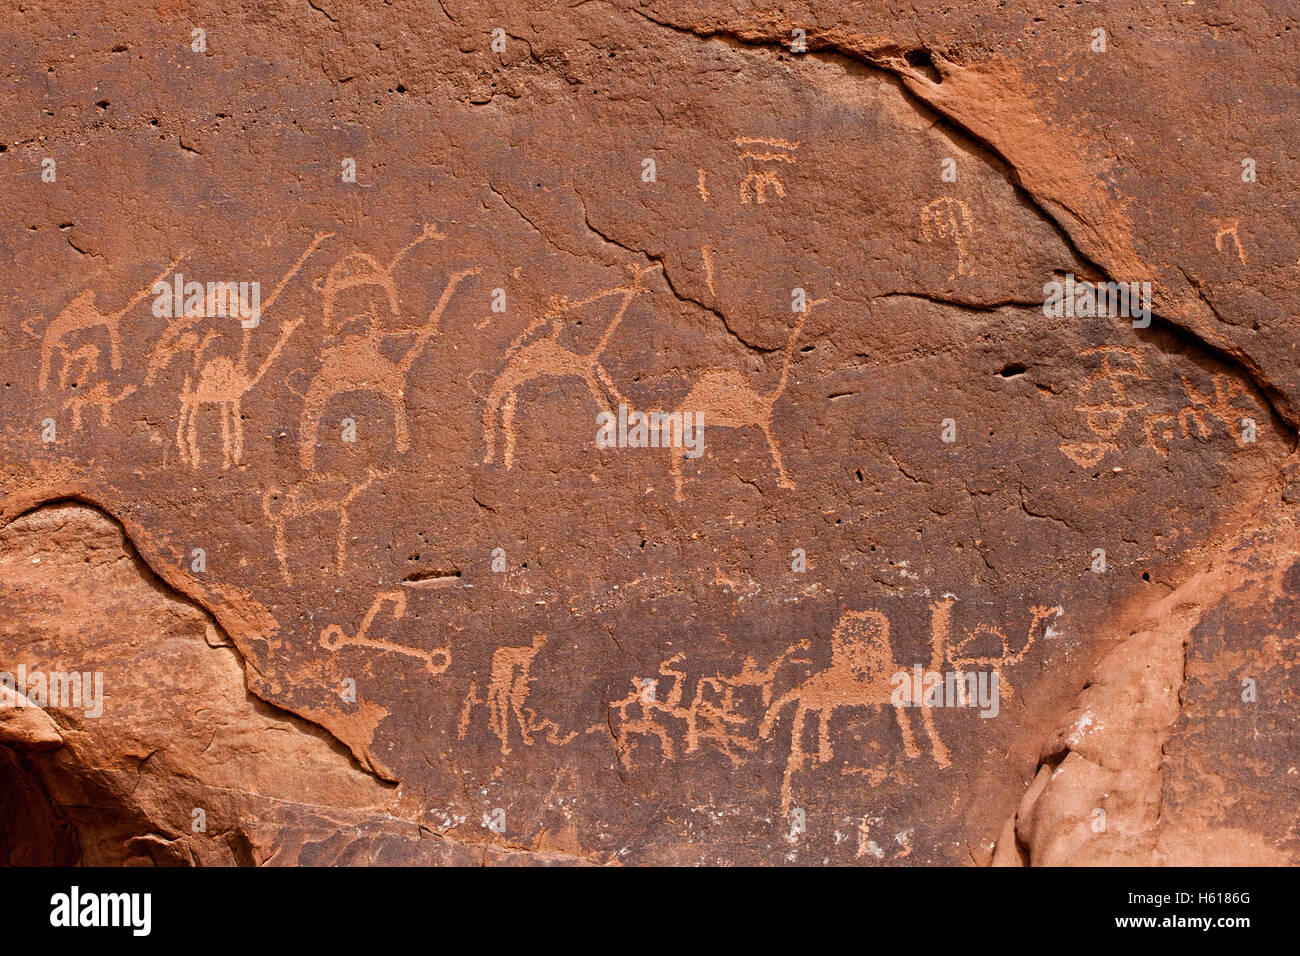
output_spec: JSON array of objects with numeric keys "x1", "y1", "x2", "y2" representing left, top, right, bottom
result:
[{"x1": 905, "y1": 49, "x2": 941, "y2": 82}]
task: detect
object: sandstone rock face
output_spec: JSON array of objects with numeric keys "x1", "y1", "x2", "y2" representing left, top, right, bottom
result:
[{"x1": 0, "y1": 1, "x2": 1294, "y2": 865}]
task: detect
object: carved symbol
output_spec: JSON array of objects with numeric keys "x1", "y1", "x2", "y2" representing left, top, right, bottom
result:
[
  {"x1": 735, "y1": 136, "x2": 799, "y2": 204},
  {"x1": 701, "y1": 245, "x2": 717, "y2": 297},
  {"x1": 921, "y1": 197, "x2": 975, "y2": 279},
  {"x1": 319, "y1": 590, "x2": 450, "y2": 675},
  {"x1": 1145, "y1": 372, "x2": 1257, "y2": 457},
  {"x1": 1213, "y1": 217, "x2": 1248, "y2": 266},
  {"x1": 1059, "y1": 345, "x2": 1148, "y2": 468}
]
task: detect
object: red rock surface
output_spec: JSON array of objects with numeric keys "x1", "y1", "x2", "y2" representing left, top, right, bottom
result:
[{"x1": 0, "y1": 1, "x2": 1294, "y2": 865}]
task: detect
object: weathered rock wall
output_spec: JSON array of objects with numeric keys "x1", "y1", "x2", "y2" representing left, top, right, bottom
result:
[{"x1": 0, "y1": 0, "x2": 1294, "y2": 865}]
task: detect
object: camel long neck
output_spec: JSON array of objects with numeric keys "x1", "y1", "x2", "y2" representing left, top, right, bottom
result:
[
  {"x1": 400, "y1": 268, "x2": 478, "y2": 374},
  {"x1": 251, "y1": 322, "x2": 298, "y2": 386},
  {"x1": 591, "y1": 285, "x2": 642, "y2": 357},
  {"x1": 120, "y1": 251, "x2": 190, "y2": 317},
  {"x1": 264, "y1": 233, "x2": 332, "y2": 313},
  {"x1": 771, "y1": 314, "x2": 807, "y2": 399}
]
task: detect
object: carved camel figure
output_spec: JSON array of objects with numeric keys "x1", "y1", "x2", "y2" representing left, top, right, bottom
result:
[
  {"x1": 762, "y1": 607, "x2": 950, "y2": 811},
  {"x1": 481, "y1": 263, "x2": 659, "y2": 468},
  {"x1": 657, "y1": 297, "x2": 825, "y2": 501}
]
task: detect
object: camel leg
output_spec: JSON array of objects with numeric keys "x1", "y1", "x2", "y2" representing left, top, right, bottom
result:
[
  {"x1": 390, "y1": 392, "x2": 410, "y2": 452},
  {"x1": 108, "y1": 326, "x2": 123, "y2": 371},
  {"x1": 919, "y1": 704, "x2": 951, "y2": 768},
  {"x1": 482, "y1": 395, "x2": 499, "y2": 464},
  {"x1": 187, "y1": 402, "x2": 202, "y2": 468},
  {"x1": 513, "y1": 685, "x2": 535, "y2": 746},
  {"x1": 299, "y1": 384, "x2": 327, "y2": 470},
  {"x1": 481, "y1": 377, "x2": 519, "y2": 465},
  {"x1": 335, "y1": 509, "x2": 349, "y2": 576},
  {"x1": 782, "y1": 704, "x2": 810, "y2": 813},
  {"x1": 582, "y1": 369, "x2": 613, "y2": 417},
  {"x1": 489, "y1": 688, "x2": 511, "y2": 755},
  {"x1": 177, "y1": 401, "x2": 188, "y2": 464},
  {"x1": 501, "y1": 392, "x2": 518, "y2": 469},
  {"x1": 594, "y1": 364, "x2": 626, "y2": 410},
  {"x1": 817, "y1": 707, "x2": 833, "y2": 764},
  {"x1": 649, "y1": 720, "x2": 674, "y2": 762},
  {"x1": 760, "y1": 421, "x2": 794, "y2": 489},
  {"x1": 892, "y1": 703, "x2": 922, "y2": 759},
  {"x1": 175, "y1": 395, "x2": 187, "y2": 460},
  {"x1": 231, "y1": 400, "x2": 244, "y2": 465},
  {"x1": 382, "y1": 277, "x2": 400, "y2": 317},
  {"x1": 219, "y1": 406, "x2": 233, "y2": 469},
  {"x1": 274, "y1": 523, "x2": 292, "y2": 586}
]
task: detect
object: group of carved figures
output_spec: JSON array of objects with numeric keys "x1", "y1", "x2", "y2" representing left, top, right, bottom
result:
[
  {"x1": 449, "y1": 598, "x2": 1061, "y2": 811},
  {"x1": 23, "y1": 210, "x2": 1253, "y2": 811},
  {"x1": 30, "y1": 224, "x2": 820, "y2": 507}
]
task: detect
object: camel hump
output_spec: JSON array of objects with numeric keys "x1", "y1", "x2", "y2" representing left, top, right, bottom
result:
[
  {"x1": 833, "y1": 609, "x2": 890, "y2": 643},
  {"x1": 830, "y1": 609, "x2": 895, "y2": 678},
  {"x1": 327, "y1": 252, "x2": 386, "y2": 286}
]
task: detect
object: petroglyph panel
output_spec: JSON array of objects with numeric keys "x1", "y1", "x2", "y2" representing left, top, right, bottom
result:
[{"x1": 0, "y1": 0, "x2": 1296, "y2": 867}]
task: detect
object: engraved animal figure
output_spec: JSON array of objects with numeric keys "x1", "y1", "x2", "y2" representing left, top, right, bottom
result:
[
  {"x1": 315, "y1": 223, "x2": 441, "y2": 330},
  {"x1": 607, "y1": 653, "x2": 689, "y2": 768},
  {"x1": 1213, "y1": 217, "x2": 1248, "y2": 266},
  {"x1": 48, "y1": 343, "x2": 136, "y2": 430},
  {"x1": 934, "y1": 598, "x2": 1060, "y2": 703},
  {"x1": 319, "y1": 590, "x2": 450, "y2": 675},
  {"x1": 921, "y1": 197, "x2": 975, "y2": 279},
  {"x1": 735, "y1": 136, "x2": 799, "y2": 204},
  {"x1": 762, "y1": 609, "x2": 950, "y2": 811},
  {"x1": 481, "y1": 263, "x2": 658, "y2": 468},
  {"x1": 145, "y1": 234, "x2": 330, "y2": 385},
  {"x1": 664, "y1": 297, "x2": 825, "y2": 501},
  {"x1": 457, "y1": 635, "x2": 574, "y2": 755},
  {"x1": 607, "y1": 641, "x2": 812, "y2": 771},
  {"x1": 263, "y1": 467, "x2": 389, "y2": 584},
  {"x1": 299, "y1": 228, "x2": 480, "y2": 469},
  {"x1": 176, "y1": 316, "x2": 303, "y2": 468},
  {"x1": 63, "y1": 383, "x2": 137, "y2": 430},
  {"x1": 34, "y1": 253, "x2": 186, "y2": 391}
]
